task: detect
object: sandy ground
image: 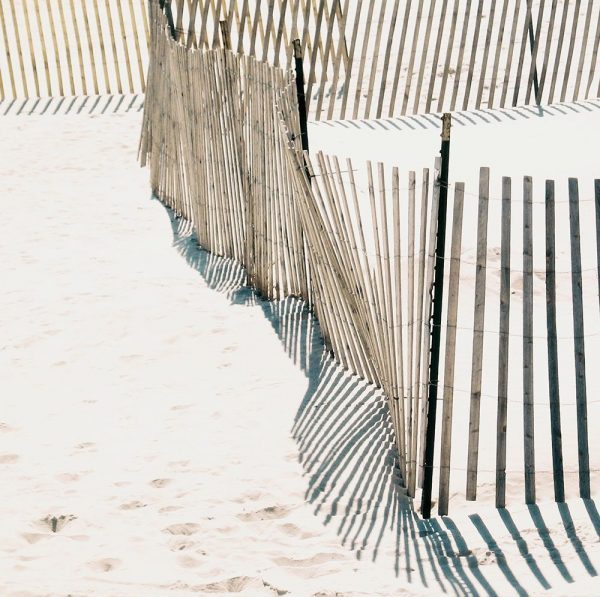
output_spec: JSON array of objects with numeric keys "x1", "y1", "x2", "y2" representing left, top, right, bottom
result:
[{"x1": 1, "y1": 100, "x2": 600, "y2": 596}]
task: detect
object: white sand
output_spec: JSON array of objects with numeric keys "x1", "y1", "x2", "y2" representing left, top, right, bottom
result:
[{"x1": 1, "y1": 103, "x2": 599, "y2": 597}]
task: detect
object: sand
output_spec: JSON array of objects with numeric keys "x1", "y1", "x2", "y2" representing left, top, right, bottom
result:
[{"x1": 1, "y1": 99, "x2": 599, "y2": 596}]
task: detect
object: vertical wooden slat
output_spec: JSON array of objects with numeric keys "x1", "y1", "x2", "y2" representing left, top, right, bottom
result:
[
  {"x1": 22, "y1": 0, "x2": 41, "y2": 96},
  {"x1": 525, "y1": 0, "x2": 546, "y2": 104},
  {"x1": 438, "y1": 182, "x2": 465, "y2": 517},
  {"x1": 449, "y1": 0, "x2": 473, "y2": 111},
  {"x1": 326, "y1": 0, "x2": 350, "y2": 119},
  {"x1": 401, "y1": 0, "x2": 425, "y2": 115},
  {"x1": 45, "y1": 0, "x2": 65, "y2": 96},
  {"x1": 351, "y1": 0, "x2": 376, "y2": 119},
  {"x1": 56, "y1": 0, "x2": 76, "y2": 95},
  {"x1": 8, "y1": 0, "x2": 30, "y2": 96},
  {"x1": 140, "y1": 0, "x2": 151, "y2": 48},
  {"x1": 496, "y1": 176, "x2": 511, "y2": 509},
  {"x1": 461, "y1": 0, "x2": 484, "y2": 111},
  {"x1": 406, "y1": 170, "x2": 416, "y2": 488},
  {"x1": 314, "y1": 0, "x2": 338, "y2": 119},
  {"x1": 425, "y1": 0, "x2": 448, "y2": 114},
  {"x1": 391, "y1": 166, "x2": 407, "y2": 480},
  {"x1": 116, "y1": 0, "x2": 135, "y2": 92},
  {"x1": 572, "y1": 0, "x2": 593, "y2": 101},
  {"x1": 466, "y1": 167, "x2": 490, "y2": 501},
  {"x1": 387, "y1": 0, "x2": 412, "y2": 116},
  {"x1": 104, "y1": 0, "x2": 124, "y2": 92},
  {"x1": 128, "y1": 0, "x2": 146, "y2": 90},
  {"x1": 33, "y1": 0, "x2": 52, "y2": 96},
  {"x1": 436, "y1": 0, "x2": 459, "y2": 113},
  {"x1": 499, "y1": 2, "x2": 520, "y2": 108},
  {"x1": 487, "y1": 0, "x2": 510, "y2": 107},
  {"x1": 92, "y1": 0, "x2": 111, "y2": 92},
  {"x1": 560, "y1": 0, "x2": 582, "y2": 103},
  {"x1": 545, "y1": 179, "x2": 565, "y2": 503},
  {"x1": 523, "y1": 175, "x2": 535, "y2": 505},
  {"x1": 568, "y1": 177, "x2": 590, "y2": 500},
  {"x1": 475, "y1": 0, "x2": 496, "y2": 109},
  {"x1": 418, "y1": 156, "x2": 441, "y2": 488},
  {"x1": 548, "y1": 0, "x2": 570, "y2": 104},
  {"x1": 339, "y1": 0, "x2": 364, "y2": 119},
  {"x1": 409, "y1": 167, "x2": 429, "y2": 497},
  {"x1": 0, "y1": 0, "x2": 17, "y2": 98},
  {"x1": 412, "y1": 0, "x2": 437, "y2": 115},
  {"x1": 511, "y1": 0, "x2": 534, "y2": 107},
  {"x1": 376, "y1": 0, "x2": 400, "y2": 118},
  {"x1": 537, "y1": 0, "x2": 559, "y2": 103},
  {"x1": 585, "y1": 9, "x2": 600, "y2": 98},
  {"x1": 363, "y1": 0, "x2": 387, "y2": 119},
  {"x1": 79, "y1": 0, "x2": 100, "y2": 94}
]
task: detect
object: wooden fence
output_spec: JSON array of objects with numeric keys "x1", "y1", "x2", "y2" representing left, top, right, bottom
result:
[
  {"x1": 141, "y1": 1, "x2": 600, "y2": 515},
  {"x1": 4, "y1": 0, "x2": 600, "y2": 117},
  {"x1": 0, "y1": 0, "x2": 149, "y2": 99},
  {"x1": 165, "y1": 0, "x2": 600, "y2": 119}
]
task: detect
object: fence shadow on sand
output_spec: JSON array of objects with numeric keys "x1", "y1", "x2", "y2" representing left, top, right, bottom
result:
[{"x1": 163, "y1": 201, "x2": 600, "y2": 596}]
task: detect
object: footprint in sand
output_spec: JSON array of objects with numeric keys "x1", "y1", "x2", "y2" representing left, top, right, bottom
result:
[
  {"x1": 177, "y1": 554, "x2": 203, "y2": 569},
  {"x1": 194, "y1": 576, "x2": 265, "y2": 593},
  {"x1": 0, "y1": 453, "x2": 19, "y2": 464},
  {"x1": 163, "y1": 523, "x2": 201, "y2": 536},
  {"x1": 273, "y1": 553, "x2": 346, "y2": 568},
  {"x1": 150, "y1": 478, "x2": 171, "y2": 488},
  {"x1": 237, "y1": 505, "x2": 291, "y2": 522},
  {"x1": 119, "y1": 500, "x2": 147, "y2": 510},
  {"x1": 74, "y1": 442, "x2": 96, "y2": 451},
  {"x1": 39, "y1": 514, "x2": 77, "y2": 533},
  {"x1": 56, "y1": 472, "x2": 81, "y2": 483},
  {"x1": 87, "y1": 558, "x2": 121, "y2": 572},
  {"x1": 159, "y1": 505, "x2": 182, "y2": 514},
  {"x1": 278, "y1": 523, "x2": 319, "y2": 540},
  {"x1": 169, "y1": 538, "x2": 196, "y2": 551}
]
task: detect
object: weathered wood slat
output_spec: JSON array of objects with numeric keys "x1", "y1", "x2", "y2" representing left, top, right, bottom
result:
[
  {"x1": 523, "y1": 175, "x2": 535, "y2": 505},
  {"x1": 466, "y1": 167, "x2": 490, "y2": 501},
  {"x1": 438, "y1": 181, "x2": 464, "y2": 517},
  {"x1": 545, "y1": 179, "x2": 565, "y2": 503},
  {"x1": 568, "y1": 177, "x2": 590, "y2": 499},
  {"x1": 496, "y1": 176, "x2": 511, "y2": 509}
]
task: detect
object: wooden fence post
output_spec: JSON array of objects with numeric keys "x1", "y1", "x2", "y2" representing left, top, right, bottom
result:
[{"x1": 421, "y1": 112, "x2": 451, "y2": 519}]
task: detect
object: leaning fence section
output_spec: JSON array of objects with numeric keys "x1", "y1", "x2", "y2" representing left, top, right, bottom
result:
[
  {"x1": 0, "y1": 0, "x2": 149, "y2": 99},
  {"x1": 168, "y1": 0, "x2": 600, "y2": 119}
]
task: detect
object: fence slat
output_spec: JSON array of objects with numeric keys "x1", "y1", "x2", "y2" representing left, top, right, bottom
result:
[
  {"x1": 438, "y1": 182, "x2": 464, "y2": 517},
  {"x1": 466, "y1": 167, "x2": 490, "y2": 501},
  {"x1": 495, "y1": 176, "x2": 511, "y2": 508},
  {"x1": 523, "y1": 175, "x2": 536, "y2": 504},
  {"x1": 568, "y1": 177, "x2": 590, "y2": 499},
  {"x1": 487, "y1": 0, "x2": 510, "y2": 107},
  {"x1": 545, "y1": 179, "x2": 565, "y2": 503}
]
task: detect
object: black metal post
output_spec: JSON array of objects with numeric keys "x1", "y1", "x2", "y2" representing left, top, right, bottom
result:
[
  {"x1": 293, "y1": 39, "x2": 310, "y2": 154},
  {"x1": 421, "y1": 113, "x2": 452, "y2": 519},
  {"x1": 220, "y1": 20, "x2": 232, "y2": 50},
  {"x1": 527, "y1": 12, "x2": 540, "y2": 103},
  {"x1": 161, "y1": 0, "x2": 177, "y2": 40}
]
